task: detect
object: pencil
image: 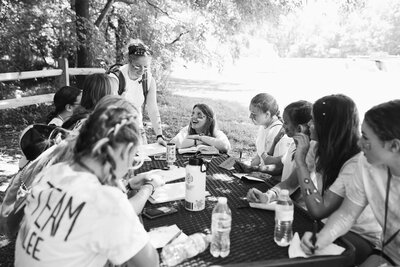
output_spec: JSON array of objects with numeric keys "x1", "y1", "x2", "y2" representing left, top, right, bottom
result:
[
  {"x1": 311, "y1": 220, "x2": 318, "y2": 254},
  {"x1": 165, "y1": 230, "x2": 182, "y2": 247}
]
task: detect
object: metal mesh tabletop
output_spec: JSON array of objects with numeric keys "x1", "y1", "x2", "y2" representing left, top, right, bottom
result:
[{"x1": 138, "y1": 154, "x2": 355, "y2": 267}]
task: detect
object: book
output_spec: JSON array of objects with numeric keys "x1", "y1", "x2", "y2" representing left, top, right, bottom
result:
[
  {"x1": 232, "y1": 172, "x2": 271, "y2": 183},
  {"x1": 137, "y1": 143, "x2": 166, "y2": 157},
  {"x1": 142, "y1": 166, "x2": 186, "y2": 183},
  {"x1": 177, "y1": 145, "x2": 220, "y2": 155},
  {"x1": 149, "y1": 182, "x2": 210, "y2": 204},
  {"x1": 148, "y1": 224, "x2": 188, "y2": 249}
]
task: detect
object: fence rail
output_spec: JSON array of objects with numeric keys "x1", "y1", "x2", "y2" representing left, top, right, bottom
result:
[{"x1": 0, "y1": 59, "x2": 105, "y2": 110}]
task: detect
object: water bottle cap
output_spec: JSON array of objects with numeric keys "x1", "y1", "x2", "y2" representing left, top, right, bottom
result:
[
  {"x1": 218, "y1": 197, "x2": 227, "y2": 204},
  {"x1": 280, "y1": 189, "x2": 289, "y2": 196},
  {"x1": 188, "y1": 157, "x2": 203, "y2": 166}
]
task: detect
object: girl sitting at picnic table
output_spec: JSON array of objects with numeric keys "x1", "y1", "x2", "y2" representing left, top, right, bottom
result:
[
  {"x1": 301, "y1": 99, "x2": 400, "y2": 267},
  {"x1": 14, "y1": 105, "x2": 160, "y2": 267},
  {"x1": 234, "y1": 93, "x2": 293, "y2": 175},
  {"x1": 47, "y1": 86, "x2": 82, "y2": 126},
  {"x1": 247, "y1": 94, "x2": 382, "y2": 265},
  {"x1": 170, "y1": 103, "x2": 231, "y2": 153}
]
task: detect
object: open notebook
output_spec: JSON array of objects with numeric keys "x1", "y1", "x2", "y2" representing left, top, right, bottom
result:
[
  {"x1": 143, "y1": 166, "x2": 186, "y2": 183},
  {"x1": 149, "y1": 182, "x2": 210, "y2": 204},
  {"x1": 178, "y1": 145, "x2": 219, "y2": 155}
]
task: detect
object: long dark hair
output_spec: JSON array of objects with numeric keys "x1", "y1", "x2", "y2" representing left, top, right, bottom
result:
[
  {"x1": 80, "y1": 73, "x2": 113, "y2": 110},
  {"x1": 364, "y1": 99, "x2": 400, "y2": 141},
  {"x1": 46, "y1": 86, "x2": 81, "y2": 123},
  {"x1": 188, "y1": 104, "x2": 216, "y2": 136},
  {"x1": 284, "y1": 100, "x2": 312, "y2": 126},
  {"x1": 313, "y1": 94, "x2": 361, "y2": 193}
]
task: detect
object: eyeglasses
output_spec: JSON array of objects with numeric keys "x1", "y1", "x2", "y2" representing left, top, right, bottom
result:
[{"x1": 131, "y1": 64, "x2": 148, "y2": 72}]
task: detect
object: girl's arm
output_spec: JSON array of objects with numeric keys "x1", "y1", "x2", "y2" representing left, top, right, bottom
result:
[
  {"x1": 170, "y1": 126, "x2": 197, "y2": 149},
  {"x1": 189, "y1": 130, "x2": 231, "y2": 153},
  {"x1": 146, "y1": 76, "x2": 165, "y2": 145},
  {"x1": 294, "y1": 133, "x2": 343, "y2": 219}
]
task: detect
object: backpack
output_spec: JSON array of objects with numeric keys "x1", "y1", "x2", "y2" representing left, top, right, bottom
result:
[
  {"x1": 107, "y1": 64, "x2": 149, "y2": 111},
  {"x1": 0, "y1": 124, "x2": 70, "y2": 236}
]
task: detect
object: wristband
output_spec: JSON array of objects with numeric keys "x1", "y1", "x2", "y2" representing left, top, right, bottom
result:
[
  {"x1": 156, "y1": 135, "x2": 164, "y2": 140},
  {"x1": 143, "y1": 182, "x2": 155, "y2": 195}
]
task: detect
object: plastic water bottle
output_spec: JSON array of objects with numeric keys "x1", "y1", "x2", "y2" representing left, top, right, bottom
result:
[
  {"x1": 274, "y1": 189, "x2": 293, "y2": 247},
  {"x1": 161, "y1": 233, "x2": 210, "y2": 266},
  {"x1": 210, "y1": 197, "x2": 232, "y2": 258}
]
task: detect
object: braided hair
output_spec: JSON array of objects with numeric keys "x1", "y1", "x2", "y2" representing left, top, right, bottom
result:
[{"x1": 74, "y1": 106, "x2": 140, "y2": 186}]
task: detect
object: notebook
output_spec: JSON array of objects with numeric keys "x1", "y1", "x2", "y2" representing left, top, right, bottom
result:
[
  {"x1": 178, "y1": 145, "x2": 219, "y2": 155},
  {"x1": 148, "y1": 224, "x2": 188, "y2": 249},
  {"x1": 143, "y1": 166, "x2": 186, "y2": 183},
  {"x1": 137, "y1": 143, "x2": 166, "y2": 157},
  {"x1": 232, "y1": 172, "x2": 271, "y2": 183},
  {"x1": 149, "y1": 182, "x2": 210, "y2": 204},
  {"x1": 218, "y1": 157, "x2": 237, "y2": 171}
]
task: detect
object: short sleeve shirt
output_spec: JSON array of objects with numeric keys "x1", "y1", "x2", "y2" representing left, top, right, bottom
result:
[
  {"x1": 347, "y1": 155, "x2": 400, "y2": 264},
  {"x1": 328, "y1": 153, "x2": 382, "y2": 247},
  {"x1": 15, "y1": 163, "x2": 149, "y2": 267}
]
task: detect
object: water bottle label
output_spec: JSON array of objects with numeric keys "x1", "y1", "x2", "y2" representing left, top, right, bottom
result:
[{"x1": 275, "y1": 210, "x2": 293, "y2": 221}]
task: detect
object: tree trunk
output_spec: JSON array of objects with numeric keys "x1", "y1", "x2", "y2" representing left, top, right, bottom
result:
[{"x1": 75, "y1": 0, "x2": 90, "y2": 87}]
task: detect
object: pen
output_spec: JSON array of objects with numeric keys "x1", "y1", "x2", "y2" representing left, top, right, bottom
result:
[
  {"x1": 311, "y1": 220, "x2": 318, "y2": 254},
  {"x1": 165, "y1": 230, "x2": 182, "y2": 247},
  {"x1": 239, "y1": 151, "x2": 242, "y2": 161}
]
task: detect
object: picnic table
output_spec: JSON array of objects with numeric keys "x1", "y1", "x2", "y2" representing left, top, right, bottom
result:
[{"x1": 137, "y1": 153, "x2": 355, "y2": 267}]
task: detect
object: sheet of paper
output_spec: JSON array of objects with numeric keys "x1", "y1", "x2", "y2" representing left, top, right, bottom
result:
[
  {"x1": 137, "y1": 143, "x2": 166, "y2": 157},
  {"x1": 232, "y1": 173, "x2": 265, "y2": 183},
  {"x1": 151, "y1": 166, "x2": 186, "y2": 183},
  {"x1": 149, "y1": 182, "x2": 210, "y2": 204},
  {"x1": 148, "y1": 224, "x2": 188, "y2": 249},
  {"x1": 288, "y1": 232, "x2": 345, "y2": 258},
  {"x1": 218, "y1": 157, "x2": 236, "y2": 171},
  {"x1": 249, "y1": 201, "x2": 277, "y2": 211}
]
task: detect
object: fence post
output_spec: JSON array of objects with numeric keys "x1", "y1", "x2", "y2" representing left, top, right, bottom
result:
[{"x1": 58, "y1": 58, "x2": 69, "y2": 87}]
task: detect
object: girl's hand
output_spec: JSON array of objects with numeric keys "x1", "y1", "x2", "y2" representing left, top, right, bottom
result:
[
  {"x1": 246, "y1": 188, "x2": 268, "y2": 203},
  {"x1": 157, "y1": 136, "x2": 167, "y2": 147},
  {"x1": 233, "y1": 161, "x2": 253, "y2": 173},
  {"x1": 300, "y1": 231, "x2": 330, "y2": 255},
  {"x1": 146, "y1": 173, "x2": 165, "y2": 189},
  {"x1": 293, "y1": 133, "x2": 310, "y2": 166}
]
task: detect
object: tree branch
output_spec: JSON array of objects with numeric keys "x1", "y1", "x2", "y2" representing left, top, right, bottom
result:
[
  {"x1": 169, "y1": 30, "x2": 190, "y2": 45},
  {"x1": 145, "y1": 0, "x2": 169, "y2": 16},
  {"x1": 95, "y1": 0, "x2": 115, "y2": 27}
]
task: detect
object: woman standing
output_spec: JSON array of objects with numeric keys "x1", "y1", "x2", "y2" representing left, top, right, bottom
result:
[{"x1": 117, "y1": 40, "x2": 166, "y2": 146}]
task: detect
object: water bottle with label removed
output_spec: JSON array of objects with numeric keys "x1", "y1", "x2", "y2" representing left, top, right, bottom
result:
[
  {"x1": 274, "y1": 189, "x2": 293, "y2": 247},
  {"x1": 210, "y1": 197, "x2": 232, "y2": 258},
  {"x1": 161, "y1": 233, "x2": 210, "y2": 266}
]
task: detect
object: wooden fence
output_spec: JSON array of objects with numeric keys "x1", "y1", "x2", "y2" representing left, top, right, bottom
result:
[{"x1": 0, "y1": 58, "x2": 105, "y2": 110}]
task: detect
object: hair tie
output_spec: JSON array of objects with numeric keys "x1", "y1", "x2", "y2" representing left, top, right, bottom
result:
[{"x1": 92, "y1": 138, "x2": 109, "y2": 154}]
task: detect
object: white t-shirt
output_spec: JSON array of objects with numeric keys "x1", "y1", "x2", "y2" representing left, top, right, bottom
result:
[
  {"x1": 170, "y1": 125, "x2": 231, "y2": 151},
  {"x1": 328, "y1": 153, "x2": 382, "y2": 247},
  {"x1": 347, "y1": 155, "x2": 400, "y2": 264},
  {"x1": 15, "y1": 163, "x2": 149, "y2": 267},
  {"x1": 119, "y1": 64, "x2": 150, "y2": 129},
  {"x1": 255, "y1": 120, "x2": 292, "y2": 166}
]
